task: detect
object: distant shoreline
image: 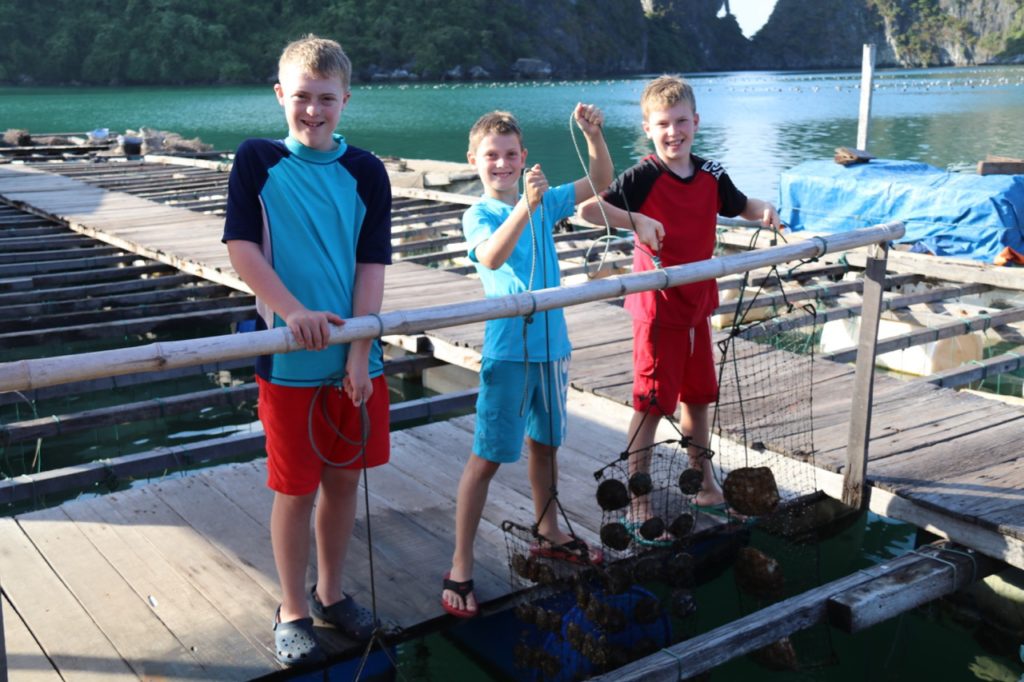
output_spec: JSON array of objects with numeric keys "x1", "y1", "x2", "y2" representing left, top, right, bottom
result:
[{"x1": 8, "y1": 62, "x2": 1024, "y2": 89}]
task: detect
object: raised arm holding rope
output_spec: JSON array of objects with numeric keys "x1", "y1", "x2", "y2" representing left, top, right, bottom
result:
[
  {"x1": 580, "y1": 75, "x2": 780, "y2": 540},
  {"x1": 224, "y1": 35, "x2": 391, "y2": 666},
  {"x1": 441, "y1": 105, "x2": 611, "y2": 619}
]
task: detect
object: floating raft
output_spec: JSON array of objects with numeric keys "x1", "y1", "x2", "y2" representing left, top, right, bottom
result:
[{"x1": 2, "y1": 159, "x2": 1024, "y2": 679}]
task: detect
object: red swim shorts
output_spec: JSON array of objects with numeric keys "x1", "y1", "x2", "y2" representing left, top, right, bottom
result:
[
  {"x1": 632, "y1": 319, "x2": 718, "y2": 416},
  {"x1": 257, "y1": 375, "x2": 391, "y2": 495}
]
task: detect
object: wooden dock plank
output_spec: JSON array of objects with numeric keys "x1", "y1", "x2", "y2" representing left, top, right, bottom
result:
[
  {"x1": 895, "y1": 456, "x2": 1024, "y2": 520},
  {"x1": 188, "y1": 462, "x2": 397, "y2": 629},
  {"x1": 0, "y1": 517, "x2": 152, "y2": 681},
  {"x1": 17, "y1": 505, "x2": 210, "y2": 680},
  {"x1": 98, "y1": 487, "x2": 281, "y2": 662},
  {"x1": 62, "y1": 497, "x2": 275, "y2": 679},
  {"x1": 148, "y1": 468, "x2": 453, "y2": 630},
  {"x1": 1, "y1": 592, "x2": 62, "y2": 681}
]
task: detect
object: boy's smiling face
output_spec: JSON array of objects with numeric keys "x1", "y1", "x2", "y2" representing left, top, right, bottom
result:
[
  {"x1": 275, "y1": 64, "x2": 349, "y2": 151},
  {"x1": 468, "y1": 132, "x2": 527, "y2": 203},
  {"x1": 643, "y1": 100, "x2": 699, "y2": 170}
]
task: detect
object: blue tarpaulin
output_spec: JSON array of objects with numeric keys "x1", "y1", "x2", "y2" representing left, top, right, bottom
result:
[{"x1": 778, "y1": 159, "x2": 1024, "y2": 262}]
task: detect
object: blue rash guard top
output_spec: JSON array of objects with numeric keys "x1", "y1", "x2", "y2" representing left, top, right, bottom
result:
[
  {"x1": 462, "y1": 182, "x2": 575, "y2": 362},
  {"x1": 222, "y1": 134, "x2": 392, "y2": 386}
]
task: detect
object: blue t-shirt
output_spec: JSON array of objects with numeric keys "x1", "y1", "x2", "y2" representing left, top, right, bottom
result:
[
  {"x1": 223, "y1": 134, "x2": 392, "y2": 386},
  {"x1": 462, "y1": 183, "x2": 575, "y2": 362}
]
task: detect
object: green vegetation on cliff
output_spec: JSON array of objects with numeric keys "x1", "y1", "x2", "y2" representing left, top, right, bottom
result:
[
  {"x1": 1, "y1": 0, "x2": 1020, "y2": 85},
  {"x1": 0, "y1": 0, "x2": 648, "y2": 85}
]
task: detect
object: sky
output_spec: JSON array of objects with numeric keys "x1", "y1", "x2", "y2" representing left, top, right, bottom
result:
[{"x1": 722, "y1": 0, "x2": 779, "y2": 38}]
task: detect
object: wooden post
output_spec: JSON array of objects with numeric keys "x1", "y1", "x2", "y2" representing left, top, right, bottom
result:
[
  {"x1": 842, "y1": 241, "x2": 889, "y2": 508},
  {"x1": 857, "y1": 44, "x2": 876, "y2": 151},
  {"x1": 0, "y1": 581, "x2": 7, "y2": 682}
]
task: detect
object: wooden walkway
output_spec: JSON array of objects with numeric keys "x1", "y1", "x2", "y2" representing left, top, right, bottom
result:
[
  {"x1": 2, "y1": 161, "x2": 1024, "y2": 678},
  {"x1": 0, "y1": 391, "x2": 679, "y2": 680},
  {"x1": 2, "y1": 161, "x2": 1022, "y2": 568}
]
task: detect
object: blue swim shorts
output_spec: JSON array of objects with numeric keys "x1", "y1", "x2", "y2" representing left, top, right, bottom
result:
[{"x1": 473, "y1": 357, "x2": 570, "y2": 463}]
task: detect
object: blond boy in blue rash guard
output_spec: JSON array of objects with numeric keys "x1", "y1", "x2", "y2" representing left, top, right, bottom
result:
[{"x1": 223, "y1": 35, "x2": 391, "y2": 664}]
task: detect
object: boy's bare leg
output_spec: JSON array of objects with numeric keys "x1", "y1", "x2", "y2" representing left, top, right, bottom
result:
[
  {"x1": 626, "y1": 409, "x2": 661, "y2": 521},
  {"x1": 443, "y1": 453, "x2": 500, "y2": 613},
  {"x1": 680, "y1": 402, "x2": 725, "y2": 507},
  {"x1": 529, "y1": 438, "x2": 603, "y2": 559},
  {"x1": 528, "y1": 437, "x2": 570, "y2": 543},
  {"x1": 271, "y1": 490, "x2": 317, "y2": 622},
  {"x1": 313, "y1": 467, "x2": 361, "y2": 607}
]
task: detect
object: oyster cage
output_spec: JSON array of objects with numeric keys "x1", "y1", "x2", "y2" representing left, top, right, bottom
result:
[
  {"x1": 508, "y1": 551, "x2": 700, "y2": 681},
  {"x1": 593, "y1": 437, "x2": 703, "y2": 560},
  {"x1": 503, "y1": 519, "x2": 597, "y2": 590}
]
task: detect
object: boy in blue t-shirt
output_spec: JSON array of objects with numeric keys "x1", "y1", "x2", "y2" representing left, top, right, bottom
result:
[
  {"x1": 223, "y1": 35, "x2": 391, "y2": 664},
  {"x1": 441, "y1": 107, "x2": 612, "y2": 618}
]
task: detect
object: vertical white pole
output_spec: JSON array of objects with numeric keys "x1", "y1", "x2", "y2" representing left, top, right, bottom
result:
[{"x1": 857, "y1": 43, "x2": 876, "y2": 151}]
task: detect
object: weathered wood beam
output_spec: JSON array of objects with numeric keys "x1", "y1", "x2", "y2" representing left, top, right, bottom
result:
[
  {"x1": 0, "y1": 273, "x2": 195, "y2": 306},
  {"x1": 0, "y1": 246, "x2": 121, "y2": 264},
  {"x1": 0, "y1": 358, "x2": 254, "y2": 407},
  {"x1": 0, "y1": 389, "x2": 478, "y2": 505},
  {"x1": 0, "y1": 224, "x2": 64, "y2": 236},
  {"x1": 391, "y1": 185, "x2": 477, "y2": 206},
  {"x1": 0, "y1": 263, "x2": 175, "y2": 292},
  {"x1": 978, "y1": 158, "x2": 1024, "y2": 176},
  {"x1": 0, "y1": 234, "x2": 96, "y2": 251},
  {"x1": 0, "y1": 354, "x2": 442, "y2": 444},
  {"x1": 739, "y1": 282, "x2": 988, "y2": 340},
  {"x1": 827, "y1": 544, "x2": 997, "y2": 632},
  {"x1": 717, "y1": 225, "x2": 1024, "y2": 292},
  {"x1": 0, "y1": 293, "x2": 253, "y2": 334},
  {"x1": 0, "y1": 282, "x2": 230, "y2": 321},
  {"x1": 822, "y1": 306, "x2": 1024, "y2": 364},
  {"x1": 921, "y1": 350, "x2": 1024, "y2": 389},
  {"x1": 713, "y1": 273, "x2": 919, "y2": 317},
  {"x1": 831, "y1": 249, "x2": 1024, "y2": 292},
  {"x1": 0, "y1": 305, "x2": 254, "y2": 347},
  {"x1": 0, "y1": 253, "x2": 140, "y2": 277},
  {"x1": 591, "y1": 542, "x2": 983, "y2": 681}
]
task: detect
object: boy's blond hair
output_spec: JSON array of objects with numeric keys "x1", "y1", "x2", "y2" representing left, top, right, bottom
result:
[
  {"x1": 279, "y1": 34, "x2": 352, "y2": 90},
  {"x1": 640, "y1": 75, "x2": 696, "y2": 117},
  {"x1": 468, "y1": 111, "x2": 523, "y2": 154}
]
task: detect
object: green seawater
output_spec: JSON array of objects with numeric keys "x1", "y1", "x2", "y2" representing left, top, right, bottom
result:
[
  {"x1": 301, "y1": 511, "x2": 1024, "y2": 682},
  {"x1": 3, "y1": 65, "x2": 1024, "y2": 202}
]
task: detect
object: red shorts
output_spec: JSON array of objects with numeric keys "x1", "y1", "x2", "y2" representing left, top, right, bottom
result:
[
  {"x1": 257, "y1": 376, "x2": 391, "y2": 495},
  {"x1": 632, "y1": 319, "x2": 718, "y2": 416}
]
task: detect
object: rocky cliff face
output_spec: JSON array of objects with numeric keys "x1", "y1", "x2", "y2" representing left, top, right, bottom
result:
[
  {"x1": 644, "y1": 0, "x2": 753, "y2": 72},
  {"x1": 752, "y1": 0, "x2": 1024, "y2": 70},
  {"x1": 496, "y1": 0, "x2": 1022, "y2": 80}
]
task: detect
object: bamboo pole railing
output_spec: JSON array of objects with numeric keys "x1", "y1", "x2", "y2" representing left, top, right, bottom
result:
[{"x1": 0, "y1": 223, "x2": 905, "y2": 393}]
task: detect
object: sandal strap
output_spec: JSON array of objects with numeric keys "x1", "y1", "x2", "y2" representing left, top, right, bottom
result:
[
  {"x1": 442, "y1": 577, "x2": 474, "y2": 598},
  {"x1": 559, "y1": 538, "x2": 588, "y2": 553}
]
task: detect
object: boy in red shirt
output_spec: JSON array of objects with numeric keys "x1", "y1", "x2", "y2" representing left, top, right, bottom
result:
[{"x1": 580, "y1": 75, "x2": 779, "y2": 526}]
